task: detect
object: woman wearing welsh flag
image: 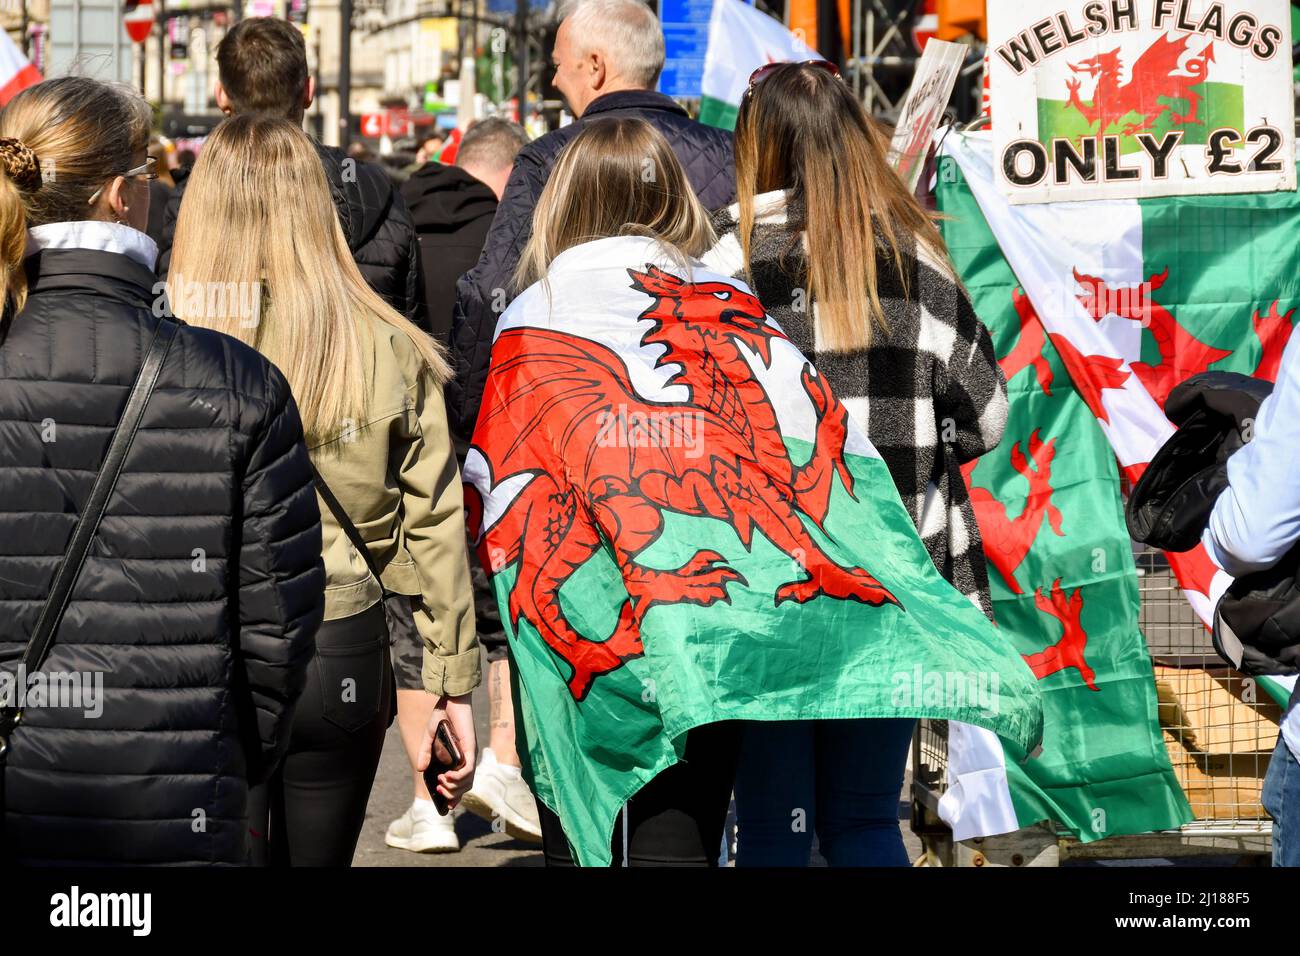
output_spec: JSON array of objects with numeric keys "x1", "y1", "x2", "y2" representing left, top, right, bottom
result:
[
  {"x1": 702, "y1": 60, "x2": 1011, "y2": 867},
  {"x1": 462, "y1": 115, "x2": 1042, "y2": 868}
]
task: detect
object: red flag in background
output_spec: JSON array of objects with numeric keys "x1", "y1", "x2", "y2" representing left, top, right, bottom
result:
[{"x1": 0, "y1": 31, "x2": 41, "y2": 106}]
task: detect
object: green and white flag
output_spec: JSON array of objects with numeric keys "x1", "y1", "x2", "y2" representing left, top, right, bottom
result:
[
  {"x1": 937, "y1": 130, "x2": 1300, "y2": 841},
  {"x1": 699, "y1": 0, "x2": 819, "y2": 130},
  {"x1": 937, "y1": 147, "x2": 1192, "y2": 841},
  {"x1": 463, "y1": 235, "x2": 1043, "y2": 866}
]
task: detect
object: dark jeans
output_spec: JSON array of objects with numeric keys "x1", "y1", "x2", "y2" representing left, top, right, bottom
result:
[
  {"x1": 248, "y1": 601, "x2": 395, "y2": 866},
  {"x1": 1263, "y1": 736, "x2": 1300, "y2": 867},
  {"x1": 536, "y1": 721, "x2": 741, "y2": 867},
  {"x1": 733, "y1": 718, "x2": 916, "y2": 867}
]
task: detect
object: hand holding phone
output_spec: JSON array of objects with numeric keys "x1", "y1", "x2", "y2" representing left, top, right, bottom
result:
[{"x1": 422, "y1": 718, "x2": 465, "y2": 816}]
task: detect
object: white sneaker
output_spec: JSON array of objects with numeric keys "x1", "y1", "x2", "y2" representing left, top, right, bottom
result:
[
  {"x1": 462, "y1": 748, "x2": 543, "y2": 844},
  {"x1": 385, "y1": 799, "x2": 460, "y2": 853}
]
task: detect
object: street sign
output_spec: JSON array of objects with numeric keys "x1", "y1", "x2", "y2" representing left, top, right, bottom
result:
[
  {"x1": 123, "y1": 0, "x2": 154, "y2": 44},
  {"x1": 658, "y1": 0, "x2": 712, "y2": 98},
  {"x1": 360, "y1": 113, "x2": 385, "y2": 137},
  {"x1": 386, "y1": 109, "x2": 411, "y2": 137}
]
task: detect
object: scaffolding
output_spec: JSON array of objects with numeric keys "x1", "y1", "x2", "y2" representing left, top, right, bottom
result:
[{"x1": 846, "y1": 0, "x2": 985, "y2": 124}]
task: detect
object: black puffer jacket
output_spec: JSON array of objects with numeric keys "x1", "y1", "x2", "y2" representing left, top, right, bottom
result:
[
  {"x1": 0, "y1": 246, "x2": 325, "y2": 865},
  {"x1": 446, "y1": 90, "x2": 735, "y2": 438},
  {"x1": 157, "y1": 140, "x2": 425, "y2": 328},
  {"x1": 400, "y1": 162, "x2": 498, "y2": 341}
]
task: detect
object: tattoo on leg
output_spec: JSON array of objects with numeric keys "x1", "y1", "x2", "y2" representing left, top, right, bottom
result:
[{"x1": 489, "y1": 663, "x2": 502, "y2": 724}]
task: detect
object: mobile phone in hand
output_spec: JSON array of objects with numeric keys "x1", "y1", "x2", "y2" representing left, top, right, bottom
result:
[{"x1": 423, "y1": 719, "x2": 466, "y2": 816}]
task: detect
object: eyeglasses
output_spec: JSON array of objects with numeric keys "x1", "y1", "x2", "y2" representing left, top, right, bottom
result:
[
  {"x1": 87, "y1": 155, "x2": 158, "y2": 206},
  {"x1": 746, "y1": 59, "x2": 841, "y2": 92}
]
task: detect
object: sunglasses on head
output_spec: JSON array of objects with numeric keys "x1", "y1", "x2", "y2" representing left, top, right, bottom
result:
[{"x1": 746, "y1": 59, "x2": 841, "y2": 91}]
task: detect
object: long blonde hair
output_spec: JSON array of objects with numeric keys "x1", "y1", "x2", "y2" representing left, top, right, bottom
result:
[
  {"x1": 170, "y1": 114, "x2": 449, "y2": 444},
  {"x1": 514, "y1": 117, "x2": 715, "y2": 290},
  {"x1": 734, "y1": 63, "x2": 950, "y2": 350},
  {"x1": 0, "y1": 77, "x2": 152, "y2": 312}
]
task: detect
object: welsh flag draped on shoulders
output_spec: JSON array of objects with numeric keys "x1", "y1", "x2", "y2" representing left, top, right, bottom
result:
[
  {"x1": 936, "y1": 130, "x2": 1300, "y2": 842},
  {"x1": 462, "y1": 235, "x2": 1044, "y2": 866}
]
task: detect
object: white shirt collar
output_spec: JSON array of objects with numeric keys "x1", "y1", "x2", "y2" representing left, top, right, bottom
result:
[
  {"x1": 25, "y1": 221, "x2": 159, "y2": 271},
  {"x1": 724, "y1": 189, "x2": 790, "y2": 226}
]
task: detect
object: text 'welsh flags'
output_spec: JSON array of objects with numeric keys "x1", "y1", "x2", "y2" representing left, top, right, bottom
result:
[
  {"x1": 699, "y1": 0, "x2": 819, "y2": 130},
  {"x1": 463, "y1": 235, "x2": 1043, "y2": 866}
]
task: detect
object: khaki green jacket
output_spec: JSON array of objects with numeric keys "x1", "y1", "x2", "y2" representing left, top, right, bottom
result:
[{"x1": 309, "y1": 317, "x2": 480, "y2": 698}]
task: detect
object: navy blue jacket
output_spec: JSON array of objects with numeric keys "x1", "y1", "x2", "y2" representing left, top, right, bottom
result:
[{"x1": 446, "y1": 90, "x2": 735, "y2": 438}]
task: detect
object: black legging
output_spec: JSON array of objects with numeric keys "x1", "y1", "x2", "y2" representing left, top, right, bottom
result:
[
  {"x1": 537, "y1": 721, "x2": 741, "y2": 867},
  {"x1": 247, "y1": 601, "x2": 395, "y2": 866}
]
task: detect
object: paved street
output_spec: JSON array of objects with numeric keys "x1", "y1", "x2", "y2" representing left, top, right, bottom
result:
[
  {"x1": 352, "y1": 682, "x2": 924, "y2": 867},
  {"x1": 353, "y1": 681, "x2": 543, "y2": 867}
]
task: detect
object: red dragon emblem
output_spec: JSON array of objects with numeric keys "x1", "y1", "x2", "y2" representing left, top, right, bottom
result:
[
  {"x1": 1022, "y1": 579, "x2": 1098, "y2": 692},
  {"x1": 1065, "y1": 33, "x2": 1215, "y2": 136},
  {"x1": 1074, "y1": 267, "x2": 1230, "y2": 409},
  {"x1": 1251, "y1": 301, "x2": 1296, "y2": 382},
  {"x1": 466, "y1": 265, "x2": 900, "y2": 700},
  {"x1": 962, "y1": 430, "x2": 1063, "y2": 596},
  {"x1": 1001, "y1": 288, "x2": 1055, "y2": 397}
]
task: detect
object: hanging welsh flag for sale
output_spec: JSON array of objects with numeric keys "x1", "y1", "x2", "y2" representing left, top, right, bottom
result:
[
  {"x1": 462, "y1": 235, "x2": 1044, "y2": 866},
  {"x1": 935, "y1": 144, "x2": 1193, "y2": 841},
  {"x1": 945, "y1": 131, "x2": 1300, "y2": 623},
  {"x1": 937, "y1": 128, "x2": 1300, "y2": 841},
  {"x1": 699, "y1": 0, "x2": 821, "y2": 130}
]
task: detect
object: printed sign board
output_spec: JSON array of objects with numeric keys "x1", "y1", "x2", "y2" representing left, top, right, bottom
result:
[
  {"x1": 889, "y1": 38, "x2": 967, "y2": 192},
  {"x1": 989, "y1": 1, "x2": 1296, "y2": 203}
]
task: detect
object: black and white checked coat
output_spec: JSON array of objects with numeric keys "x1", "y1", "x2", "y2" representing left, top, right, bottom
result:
[{"x1": 704, "y1": 191, "x2": 1007, "y2": 619}]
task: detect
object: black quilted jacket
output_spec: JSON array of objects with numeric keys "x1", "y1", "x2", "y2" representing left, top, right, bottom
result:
[
  {"x1": 446, "y1": 90, "x2": 735, "y2": 438},
  {"x1": 156, "y1": 140, "x2": 425, "y2": 328},
  {"x1": 0, "y1": 247, "x2": 325, "y2": 865}
]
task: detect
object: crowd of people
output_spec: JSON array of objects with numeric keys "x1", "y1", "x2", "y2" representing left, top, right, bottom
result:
[{"x1": 0, "y1": 0, "x2": 1295, "y2": 868}]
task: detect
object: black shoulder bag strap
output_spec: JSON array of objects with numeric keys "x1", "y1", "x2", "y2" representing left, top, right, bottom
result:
[
  {"x1": 310, "y1": 462, "x2": 391, "y2": 599},
  {"x1": 0, "y1": 318, "x2": 179, "y2": 792},
  {"x1": 310, "y1": 464, "x2": 399, "y2": 735}
]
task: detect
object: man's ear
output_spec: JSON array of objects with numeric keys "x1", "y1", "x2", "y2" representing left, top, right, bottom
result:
[
  {"x1": 303, "y1": 76, "x2": 316, "y2": 110},
  {"x1": 589, "y1": 50, "x2": 607, "y2": 90},
  {"x1": 215, "y1": 81, "x2": 233, "y2": 115}
]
